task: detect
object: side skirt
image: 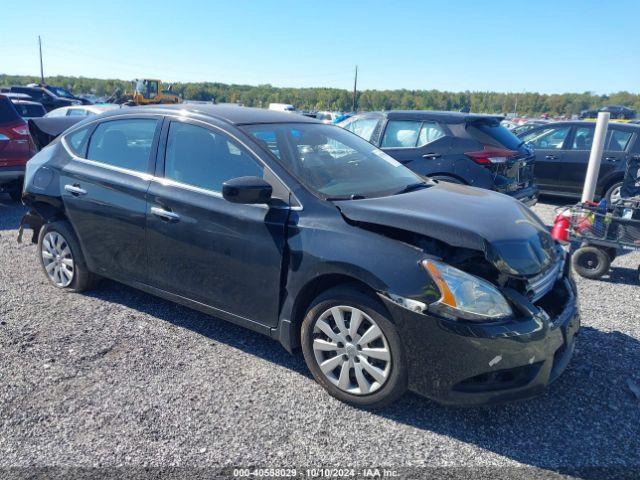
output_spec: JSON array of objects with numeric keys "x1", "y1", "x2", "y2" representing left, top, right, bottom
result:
[{"x1": 114, "y1": 277, "x2": 274, "y2": 338}]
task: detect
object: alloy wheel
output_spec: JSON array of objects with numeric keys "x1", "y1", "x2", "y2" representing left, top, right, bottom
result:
[
  {"x1": 609, "y1": 185, "x2": 622, "y2": 204},
  {"x1": 41, "y1": 231, "x2": 75, "y2": 287},
  {"x1": 312, "y1": 305, "x2": 392, "y2": 395}
]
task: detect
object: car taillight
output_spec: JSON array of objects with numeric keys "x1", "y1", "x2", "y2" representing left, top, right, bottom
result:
[
  {"x1": 12, "y1": 124, "x2": 29, "y2": 136},
  {"x1": 465, "y1": 147, "x2": 517, "y2": 165}
]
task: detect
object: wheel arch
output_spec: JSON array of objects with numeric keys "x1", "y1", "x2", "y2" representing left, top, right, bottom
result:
[
  {"x1": 275, "y1": 273, "x2": 387, "y2": 353},
  {"x1": 20, "y1": 198, "x2": 69, "y2": 244},
  {"x1": 599, "y1": 173, "x2": 624, "y2": 198}
]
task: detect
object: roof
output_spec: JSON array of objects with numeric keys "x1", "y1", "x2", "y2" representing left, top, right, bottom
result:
[
  {"x1": 534, "y1": 120, "x2": 640, "y2": 130},
  {"x1": 355, "y1": 110, "x2": 504, "y2": 123},
  {"x1": 107, "y1": 104, "x2": 320, "y2": 125}
]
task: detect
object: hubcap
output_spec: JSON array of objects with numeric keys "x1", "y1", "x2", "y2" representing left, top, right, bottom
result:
[
  {"x1": 610, "y1": 186, "x2": 622, "y2": 204},
  {"x1": 312, "y1": 305, "x2": 391, "y2": 395},
  {"x1": 41, "y1": 231, "x2": 74, "y2": 287}
]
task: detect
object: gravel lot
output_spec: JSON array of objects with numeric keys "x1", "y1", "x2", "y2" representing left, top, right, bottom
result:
[{"x1": 1, "y1": 195, "x2": 639, "y2": 479}]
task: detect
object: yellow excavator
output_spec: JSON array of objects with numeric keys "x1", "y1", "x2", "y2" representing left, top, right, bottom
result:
[{"x1": 106, "y1": 79, "x2": 181, "y2": 106}]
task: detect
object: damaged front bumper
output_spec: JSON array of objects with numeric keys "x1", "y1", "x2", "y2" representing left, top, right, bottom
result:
[{"x1": 380, "y1": 277, "x2": 579, "y2": 406}]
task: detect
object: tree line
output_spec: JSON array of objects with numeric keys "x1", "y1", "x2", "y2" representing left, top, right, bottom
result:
[{"x1": 2, "y1": 73, "x2": 639, "y2": 116}]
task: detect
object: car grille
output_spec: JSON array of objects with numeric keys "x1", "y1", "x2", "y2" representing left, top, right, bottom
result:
[{"x1": 526, "y1": 256, "x2": 564, "y2": 303}]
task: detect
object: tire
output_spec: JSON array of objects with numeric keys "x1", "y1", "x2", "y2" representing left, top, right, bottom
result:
[
  {"x1": 300, "y1": 285, "x2": 407, "y2": 409},
  {"x1": 8, "y1": 189, "x2": 22, "y2": 202},
  {"x1": 430, "y1": 175, "x2": 464, "y2": 185},
  {"x1": 38, "y1": 221, "x2": 100, "y2": 292},
  {"x1": 604, "y1": 181, "x2": 623, "y2": 204},
  {"x1": 572, "y1": 246, "x2": 611, "y2": 279}
]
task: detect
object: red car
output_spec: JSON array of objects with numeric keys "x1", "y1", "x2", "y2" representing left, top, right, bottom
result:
[{"x1": 0, "y1": 94, "x2": 36, "y2": 201}]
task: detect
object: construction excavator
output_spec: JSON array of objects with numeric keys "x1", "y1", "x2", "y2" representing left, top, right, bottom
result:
[{"x1": 105, "y1": 79, "x2": 181, "y2": 106}]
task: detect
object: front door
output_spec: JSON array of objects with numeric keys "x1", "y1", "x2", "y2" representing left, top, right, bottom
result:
[
  {"x1": 145, "y1": 118, "x2": 288, "y2": 327},
  {"x1": 524, "y1": 125, "x2": 571, "y2": 192},
  {"x1": 60, "y1": 117, "x2": 161, "y2": 282}
]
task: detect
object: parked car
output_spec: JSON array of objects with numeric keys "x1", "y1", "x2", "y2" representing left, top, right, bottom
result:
[
  {"x1": 511, "y1": 120, "x2": 550, "y2": 137},
  {"x1": 599, "y1": 105, "x2": 636, "y2": 120},
  {"x1": 315, "y1": 111, "x2": 342, "y2": 124},
  {"x1": 11, "y1": 100, "x2": 46, "y2": 120},
  {"x1": 518, "y1": 121, "x2": 640, "y2": 202},
  {"x1": 339, "y1": 111, "x2": 539, "y2": 205},
  {"x1": 268, "y1": 103, "x2": 295, "y2": 112},
  {"x1": 20, "y1": 105, "x2": 579, "y2": 408},
  {"x1": 27, "y1": 83, "x2": 93, "y2": 105},
  {"x1": 0, "y1": 95, "x2": 35, "y2": 201},
  {"x1": 45, "y1": 104, "x2": 121, "y2": 118},
  {"x1": 7, "y1": 86, "x2": 80, "y2": 112}
]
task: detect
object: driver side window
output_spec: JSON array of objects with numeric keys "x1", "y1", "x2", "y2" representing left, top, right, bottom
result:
[{"x1": 164, "y1": 122, "x2": 263, "y2": 192}]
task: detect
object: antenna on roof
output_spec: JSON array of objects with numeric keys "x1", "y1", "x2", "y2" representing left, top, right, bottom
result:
[
  {"x1": 352, "y1": 65, "x2": 358, "y2": 113},
  {"x1": 38, "y1": 36, "x2": 45, "y2": 84}
]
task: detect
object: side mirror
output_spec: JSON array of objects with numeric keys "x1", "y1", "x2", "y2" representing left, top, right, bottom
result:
[{"x1": 222, "y1": 176, "x2": 272, "y2": 204}]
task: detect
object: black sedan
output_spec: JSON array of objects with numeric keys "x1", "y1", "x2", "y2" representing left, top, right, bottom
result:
[
  {"x1": 519, "y1": 121, "x2": 640, "y2": 202},
  {"x1": 20, "y1": 105, "x2": 578, "y2": 407}
]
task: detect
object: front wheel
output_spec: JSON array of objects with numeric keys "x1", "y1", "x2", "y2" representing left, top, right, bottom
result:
[
  {"x1": 301, "y1": 286, "x2": 407, "y2": 409},
  {"x1": 604, "y1": 181, "x2": 623, "y2": 204},
  {"x1": 572, "y1": 246, "x2": 611, "y2": 279}
]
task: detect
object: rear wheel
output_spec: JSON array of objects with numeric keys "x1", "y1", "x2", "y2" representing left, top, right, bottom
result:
[
  {"x1": 572, "y1": 246, "x2": 611, "y2": 279},
  {"x1": 38, "y1": 221, "x2": 100, "y2": 292},
  {"x1": 301, "y1": 286, "x2": 407, "y2": 409}
]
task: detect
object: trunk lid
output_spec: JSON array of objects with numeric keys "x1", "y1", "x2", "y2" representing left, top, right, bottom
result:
[{"x1": 465, "y1": 119, "x2": 535, "y2": 193}]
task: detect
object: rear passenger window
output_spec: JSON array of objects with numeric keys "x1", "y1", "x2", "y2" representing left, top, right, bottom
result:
[
  {"x1": 164, "y1": 122, "x2": 263, "y2": 192},
  {"x1": 66, "y1": 127, "x2": 91, "y2": 156},
  {"x1": 418, "y1": 122, "x2": 446, "y2": 146},
  {"x1": 87, "y1": 119, "x2": 158, "y2": 172},
  {"x1": 606, "y1": 129, "x2": 632, "y2": 152},
  {"x1": 343, "y1": 118, "x2": 379, "y2": 142},
  {"x1": 382, "y1": 121, "x2": 421, "y2": 148}
]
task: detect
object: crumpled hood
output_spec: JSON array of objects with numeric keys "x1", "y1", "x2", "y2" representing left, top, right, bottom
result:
[{"x1": 335, "y1": 182, "x2": 556, "y2": 276}]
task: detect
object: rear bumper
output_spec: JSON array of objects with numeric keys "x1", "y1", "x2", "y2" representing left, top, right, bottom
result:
[
  {"x1": 381, "y1": 277, "x2": 579, "y2": 406},
  {"x1": 502, "y1": 184, "x2": 539, "y2": 207},
  {"x1": 0, "y1": 165, "x2": 25, "y2": 187}
]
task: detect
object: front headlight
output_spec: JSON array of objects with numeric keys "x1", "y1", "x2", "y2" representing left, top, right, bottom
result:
[{"x1": 422, "y1": 260, "x2": 513, "y2": 321}]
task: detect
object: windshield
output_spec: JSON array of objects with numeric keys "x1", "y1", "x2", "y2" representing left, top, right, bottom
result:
[
  {"x1": 466, "y1": 120, "x2": 523, "y2": 150},
  {"x1": 242, "y1": 123, "x2": 423, "y2": 199},
  {"x1": 48, "y1": 86, "x2": 74, "y2": 98}
]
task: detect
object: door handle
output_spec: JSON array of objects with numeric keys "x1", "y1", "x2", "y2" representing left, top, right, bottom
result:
[
  {"x1": 604, "y1": 156, "x2": 618, "y2": 162},
  {"x1": 150, "y1": 206, "x2": 180, "y2": 222},
  {"x1": 544, "y1": 155, "x2": 558, "y2": 160},
  {"x1": 422, "y1": 153, "x2": 441, "y2": 159},
  {"x1": 64, "y1": 184, "x2": 87, "y2": 196}
]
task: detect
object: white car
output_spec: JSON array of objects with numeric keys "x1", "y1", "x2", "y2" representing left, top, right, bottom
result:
[
  {"x1": 316, "y1": 111, "x2": 342, "y2": 124},
  {"x1": 45, "y1": 104, "x2": 121, "y2": 118},
  {"x1": 268, "y1": 103, "x2": 295, "y2": 112}
]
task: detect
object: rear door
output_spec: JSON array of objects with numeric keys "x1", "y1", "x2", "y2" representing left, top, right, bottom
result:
[
  {"x1": 562, "y1": 125, "x2": 633, "y2": 194},
  {"x1": 523, "y1": 125, "x2": 572, "y2": 192},
  {"x1": 60, "y1": 116, "x2": 161, "y2": 282},
  {"x1": 145, "y1": 118, "x2": 289, "y2": 327},
  {"x1": 379, "y1": 119, "x2": 451, "y2": 171}
]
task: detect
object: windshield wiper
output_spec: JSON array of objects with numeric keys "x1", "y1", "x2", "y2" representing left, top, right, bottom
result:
[
  {"x1": 326, "y1": 193, "x2": 367, "y2": 201},
  {"x1": 393, "y1": 182, "x2": 429, "y2": 195}
]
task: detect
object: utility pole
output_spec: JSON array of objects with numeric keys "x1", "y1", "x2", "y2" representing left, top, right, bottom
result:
[
  {"x1": 38, "y1": 36, "x2": 44, "y2": 84},
  {"x1": 352, "y1": 65, "x2": 358, "y2": 113}
]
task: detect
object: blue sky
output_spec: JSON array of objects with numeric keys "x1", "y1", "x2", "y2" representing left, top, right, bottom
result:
[{"x1": 2, "y1": 0, "x2": 639, "y2": 94}]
